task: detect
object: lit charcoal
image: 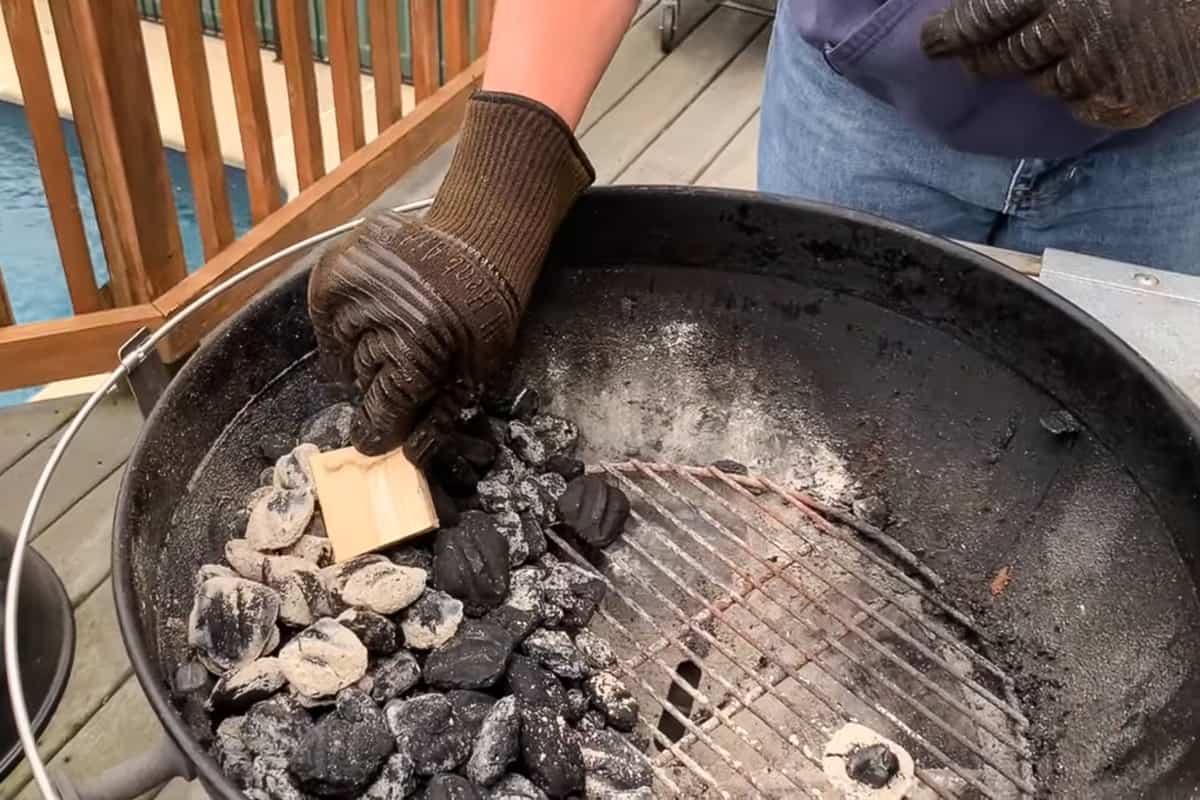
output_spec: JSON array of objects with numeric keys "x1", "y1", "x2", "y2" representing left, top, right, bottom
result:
[
  {"x1": 519, "y1": 705, "x2": 585, "y2": 799},
  {"x1": 425, "y1": 774, "x2": 485, "y2": 800},
  {"x1": 249, "y1": 756, "x2": 307, "y2": 800},
  {"x1": 209, "y1": 657, "x2": 287, "y2": 714},
  {"x1": 187, "y1": 574, "x2": 281, "y2": 674},
  {"x1": 424, "y1": 620, "x2": 515, "y2": 690},
  {"x1": 434, "y1": 512, "x2": 510, "y2": 616},
  {"x1": 564, "y1": 689, "x2": 589, "y2": 724},
  {"x1": 300, "y1": 401, "x2": 355, "y2": 451},
  {"x1": 264, "y1": 555, "x2": 329, "y2": 627},
  {"x1": 245, "y1": 487, "x2": 315, "y2": 551},
  {"x1": 274, "y1": 443, "x2": 320, "y2": 491},
  {"x1": 387, "y1": 544, "x2": 434, "y2": 573},
  {"x1": 489, "y1": 774, "x2": 549, "y2": 800},
  {"x1": 278, "y1": 618, "x2": 368, "y2": 700},
  {"x1": 541, "y1": 563, "x2": 606, "y2": 630},
  {"x1": 400, "y1": 589, "x2": 464, "y2": 650},
  {"x1": 385, "y1": 693, "x2": 473, "y2": 776},
  {"x1": 574, "y1": 631, "x2": 617, "y2": 672},
  {"x1": 289, "y1": 688, "x2": 394, "y2": 796},
  {"x1": 580, "y1": 728, "x2": 654, "y2": 795},
  {"x1": 584, "y1": 671, "x2": 639, "y2": 732},
  {"x1": 466, "y1": 695, "x2": 520, "y2": 787},
  {"x1": 256, "y1": 431, "x2": 297, "y2": 462},
  {"x1": 283, "y1": 534, "x2": 333, "y2": 567},
  {"x1": 365, "y1": 650, "x2": 421, "y2": 704},
  {"x1": 363, "y1": 752, "x2": 418, "y2": 800},
  {"x1": 522, "y1": 629, "x2": 587, "y2": 680},
  {"x1": 556, "y1": 476, "x2": 630, "y2": 549},
  {"x1": 214, "y1": 716, "x2": 255, "y2": 787},
  {"x1": 337, "y1": 608, "x2": 399, "y2": 655},
  {"x1": 241, "y1": 695, "x2": 315, "y2": 759},
  {"x1": 506, "y1": 655, "x2": 566, "y2": 709},
  {"x1": 543, "y1": 455, "x2": 584, "y2": 482},
  {"x1": 329, "y1": 556, "x2": 427, "y2": 615},
  {"x1": 508, "y1": 421, "x2": 547, "y2": 470},
  {"x1": 484, "y1": 604, "x2": 542, "y2": 644}
]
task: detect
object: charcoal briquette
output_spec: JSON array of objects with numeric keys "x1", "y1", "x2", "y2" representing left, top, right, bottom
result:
[
  {"x1": 476, "y1": 473, "x2": 517, "y2": 514},
  {"x1": 300, "y1": 402, "x2": 355, "y2": 451},
  {"x1": 265, "y1": 555, "x2": 330, "y2": 627},
  {"x1": 529, "y1": 415, "x2": 578, "y2": 458},
  {"x1": 250, "y1": 756, "x2": 307, "y2": 800},
  {"x1": 574, "y1": 631, "x2": 617, "y2": 672},
  {"x1": 519, "y1": 512, "x2": 547, "y2": 562},
  {"x1": 245, "y1": 486, "x2": 315, "y2": 551},
  {"x1": 846, "y1": 743, "x2": 900, "y2": 789},
  {"x1": 241, "y1": 695, "x2": 314, "y2": 759},
  {"x1": 274, "y1": 443, "x2": 320, "y2": 491},
  {"x1": 519, "y1": 704, "x2": 584, "y2": 798},
  {"x1": 278, "y1": 618, "x2": 368, "y2": 699},
  {"x1": 579, "y1": 727, "x2": 653, "y2": 793},
  {"x1": 541, "y1": 563, "x2": 606, "y2": 630},
  {"x1": 400, "y1": 589, "x2": 465, "y2": 650},
  {"x1": 431, "y1": 448, "x2": 483, "y2": 497},
  {"x1": 387, "y1": 545, "x2": 434, "y2": 573},
  {"x1": 584, "y1": 672, "x2": 638, "y2": 732},
  {"x1": 522, "y1": 629, "x2": 587, "y2": 680},
  {"x1": 365, "y1": 650, "x2": 422, "y2": 704},
  {"x1": 506, "y1": 655, "x2": 566, "y2": 710},
  {"x1": 465, "y1": 695, "x2": 520, "y2": 787},
  {"x1": 363, "y1": 751, "x2": 418, "y2": 800},
  {"x1": 576, "y1": 709, "x2": 606, "y2": 733},
  {"x1": 505, "y1": 567, "x2": 546, "y2": 614},
  {"x1": 507, "y1": 421, "x2": 547, "y2": 469},
  {"x1": 187, "y1": 574, "x2": 281, "y2": 674},
  {"x1": 564, "y1": 689, "x2": 589, "y2": 724},
  {"x1": 337, "y1": 608, "x2": 399, "y2": 655},
  {"x1": 209, "y1": 657, "x2": 287, "y2": 714},
  {"x1": 494, "y1": 511, "x2": 530, "y2": 567},
  {"x1": 484, "y1": 604, "x2": 542, "y2": 644},
  {"x1": 385, "y1": 693, "x2": 473, "y2": 776},
  {"x1": 329, "y1": 556, "x2": 427, "y2": 615},
  {"x1": 214, "y1": 716, "x2": 255, "y2": 788},
  {"x1": 556, "y1": 476, "x2": 629, "y2": 549},
  {"x1": 288, "y1": 688, "x2": 394, "y2": 796},
  {"x1": 283, "y1": 534, "x2": 333, "y2": 567},
  {"x1": 433, "y1": 512, "x2": 510, "y2": 616},
  {"x1": 423, "y1": 619, "x2": 514, "y2": 690},
  {"x1": 448, "y1": 689, "x2": 496, "y2": 737},
  {"x1": 492, "y1": 445, "x2": 529, "y2": 478},
  {"x1": 543, "y1": 455, "x2": 584, "y2": 482},
  {"x1": 489, "y1": 773, "x2": 549, "y2": 800},
  {"x1": 424, "y1": 774, "x2": 484, "y2": 800},
  {"x1": 256, "y1": 431, "x2": 298, "y2": 462}
]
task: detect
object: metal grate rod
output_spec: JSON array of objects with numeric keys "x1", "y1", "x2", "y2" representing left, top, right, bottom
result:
[{"x1": 612, "y1": 463, "x2": 1031, "y2": 756}]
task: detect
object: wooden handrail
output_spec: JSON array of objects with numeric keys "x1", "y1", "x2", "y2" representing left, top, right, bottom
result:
[{"x1": 0, "y1": 0, "x2": 486, "y2": 392}]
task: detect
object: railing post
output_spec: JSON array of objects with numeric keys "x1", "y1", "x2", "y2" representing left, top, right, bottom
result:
[
  {"x1": 48, "y1": 1, "x2": 187, "y2": 306},
  {"x1": 409, "y1": 0, "x2": 440, "y2": 102},
  {"x1": 0, "y1": 268, "x2": 14, "y2": 328}
]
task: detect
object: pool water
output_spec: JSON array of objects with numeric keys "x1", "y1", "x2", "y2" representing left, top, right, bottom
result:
[{"x1": 0, "y1": 100, "x2": 254, "y2": 405}]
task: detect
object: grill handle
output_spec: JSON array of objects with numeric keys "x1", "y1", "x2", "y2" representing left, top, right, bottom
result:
[{"x1": 50, "y1": 735, "x2": 194, "y2": 800}]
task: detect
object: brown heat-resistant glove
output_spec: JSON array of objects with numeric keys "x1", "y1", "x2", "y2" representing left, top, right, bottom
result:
[
  {"x1": 921, "y1": 0, "x2": 1200, "y2": 130},
  {"x1": 308, "y1": 91, "x2": 594, "y2": 460}
]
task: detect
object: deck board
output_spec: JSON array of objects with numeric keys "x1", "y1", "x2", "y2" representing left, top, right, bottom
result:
[
  {"x1": 580, "y1": 6, "x2": 767, "y2": 184},
  {"x1": 0, "y1": 8, "x2": 774, "y2": 797}
]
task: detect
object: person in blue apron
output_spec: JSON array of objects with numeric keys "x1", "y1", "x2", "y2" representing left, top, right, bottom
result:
[{"x1": 307, "y1": 0, "x2": 1200, "y2": 459}]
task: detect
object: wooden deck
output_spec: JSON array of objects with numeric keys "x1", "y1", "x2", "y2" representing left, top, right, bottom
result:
[{"x1": 0, "y1": 4, "x2": 770, "y2": 798}]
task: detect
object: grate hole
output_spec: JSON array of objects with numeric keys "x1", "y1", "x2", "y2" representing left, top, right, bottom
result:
[{"x1": 655, "y1": 659, "x2": 703, "y2": 750}]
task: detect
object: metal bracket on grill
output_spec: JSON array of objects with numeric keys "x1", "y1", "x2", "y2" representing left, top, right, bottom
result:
[{"x1": 118, "y1": 327, "x2": 170, "y2": 419}]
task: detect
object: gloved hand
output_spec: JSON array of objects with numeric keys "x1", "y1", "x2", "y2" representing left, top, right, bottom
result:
[
  {"x1": 308, "y1": 92, "x2": 594, "y2": 460},
  {"x1": 920, "y1": 0, "x2": 1200, "y2": 130}
]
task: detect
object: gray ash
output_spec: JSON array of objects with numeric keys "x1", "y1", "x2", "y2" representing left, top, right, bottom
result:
[{"x1": 187, "y1": 399, "x2": 647, "y2": 798}]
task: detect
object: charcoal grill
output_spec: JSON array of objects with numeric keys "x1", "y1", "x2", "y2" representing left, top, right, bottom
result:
[{"x1": 7, "y1": 187, "x2": 1200, "y2": 799}]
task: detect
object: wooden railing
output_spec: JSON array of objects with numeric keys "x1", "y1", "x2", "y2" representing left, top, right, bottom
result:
[{"x1": 0, "y1": 0, "x2": 492, "y2": 390}]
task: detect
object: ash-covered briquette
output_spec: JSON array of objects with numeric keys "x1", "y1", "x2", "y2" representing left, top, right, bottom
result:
[
  {"x1": 846, "y1": 743, "x2": 901, "y2": 789},
  {"x1": 289, "y1": 688, "x2": 394, "y2": 796},
  {"x1": 192, "y1": 396, "x2": 647, "y2": 798},
  {"x1": 580, "y1": 728, "x2": 654, "y2": 795},
  {"x1": 556, "y1": 475, "x2": 631, "y2": 549}
]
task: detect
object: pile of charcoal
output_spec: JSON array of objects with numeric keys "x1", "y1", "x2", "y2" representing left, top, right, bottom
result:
[{"x1": 178, "y1": 390, "x2": 653, "y2": 800}]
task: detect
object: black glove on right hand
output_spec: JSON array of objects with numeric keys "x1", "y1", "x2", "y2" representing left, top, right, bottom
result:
[{"x1": 921, "y1": 0, "x2": 1200, "y2": 130}]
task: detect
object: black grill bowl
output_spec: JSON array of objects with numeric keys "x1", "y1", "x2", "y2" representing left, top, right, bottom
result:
[{"x1": 113, "y1": 187, "x2": 1200, "y2": 798}]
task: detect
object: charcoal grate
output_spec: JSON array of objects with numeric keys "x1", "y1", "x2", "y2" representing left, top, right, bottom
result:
[{"x1": 546, "y1": 461, "x2": 1036, "y2": 799}]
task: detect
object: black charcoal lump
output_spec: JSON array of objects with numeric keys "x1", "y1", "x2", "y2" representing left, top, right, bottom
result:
[
  {"x1": 364, "y1": 650, "x2": 421, "y2": 704},
  {"x1": 506, "y1": 655, "x2": 566, "y2": 709},
  {"x1": 300, "y1": 402, "x2": 355, "y2": 451},
  {"x1": 579, "y1": 728, "x2": 654, "y2": 795},
  {"x1": 424, "y1": 774, "x2": 484, "y2": 800},
  {"x1": 241, "y1": 695, "x2": 315, "y2": 760},
  {"x1": 564, "y1": 688, "x2": 589, "y2": 724},
  {"x1": 249, "y1": 756, "x2": 307, "y2": 800},
  {"x1": 529, "y1": 414, "x2": 579, "y2": 457},
  {"x1": 574, "y1": 630, "x2": 617, "y2": 672},
  {"x1": 214, "y1": 716, "x2": 255, "y2": 786},
  {"x1": 543, "y1": 454, "x2": 584, "y2": 482},
  {"x1": 288, "y1": 688, "x2": 394, "y2": 796},
  {"x1": 265, "y1": 555, "x2": 329, "y2": 627},
  {"x1": 556, "y1": 475, "x2": 630, "y2": 548},
  {"x1": 399, "y1": 589, "x2": 464, "y2": 650},
  {"x1": 466, "y1": 695, "x2": 520, "y2": 786},
  {"x1": 385, "y1": 693, "x2": 473, "y2": 776},
  {"x1": 449, "y1": 689, "x2": 497, "y2": 736},
  {"x1": 522, "y1": 630, "x2": 587, "y2": 680},
  {"x1": 245, "y1": 486, "x2": 315, "y2": 550},
  {"x1": 519, "y1": 705, "x2": 584, "y2": 798},
  {"x1": 541, "y1": 563, "x2": 606, "y2": 630},
  {"x1": 363, "y1": 751, "x2": 418, "y2": 800},
  {"x1": 337, "y1": 608, "x2": 399, "y2": 655},
  {"x1": 208, "y1": 657, "x2": 287, "y2": 714},
  {"x1": 584, "y1": 671, "x2": 639, "y2": 732},
  {"x1": 434, "y1": 512, "x2": 510, "y2": 616},
  {"x1": 424, "y1": 620, "x2": 514, "y2": 690},
  {"x1": 490, "y1": 774, "x2": 549, "y2": 800},
  {"x1": 278, "y1": 618, "x2": 368, "y2": 699},
  {"x1": 188, "y1": 574, "x2": 281, "y2": 674},
  {"x1": 485, "y1": 602, "x2": 542, "y2": 644}
]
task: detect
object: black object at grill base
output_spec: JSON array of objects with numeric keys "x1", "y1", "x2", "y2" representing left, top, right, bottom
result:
[{"x1": 114, "y1": 187, "x2": 1200, "y2": 798}]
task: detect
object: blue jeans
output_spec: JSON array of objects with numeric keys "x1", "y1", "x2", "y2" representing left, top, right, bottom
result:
[{"x1": 757, "y1": 5, "x2": 1200, "y2": 275}]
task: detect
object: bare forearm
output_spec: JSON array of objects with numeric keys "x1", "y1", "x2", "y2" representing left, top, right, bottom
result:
[{"x1": 481, "y1": 0, "x2": 638, "y2": 129}]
